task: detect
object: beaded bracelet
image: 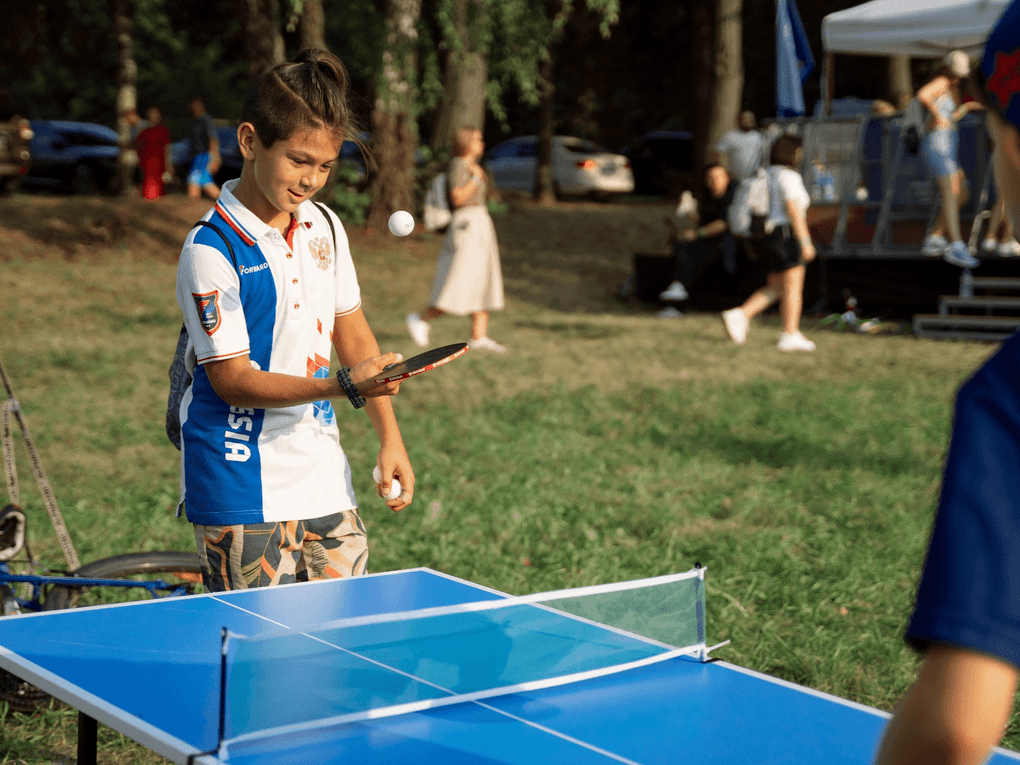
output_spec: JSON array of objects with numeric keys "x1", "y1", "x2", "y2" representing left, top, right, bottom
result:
[{"x1": 335, "y1": 367, "x2": 366, "y2": 409}]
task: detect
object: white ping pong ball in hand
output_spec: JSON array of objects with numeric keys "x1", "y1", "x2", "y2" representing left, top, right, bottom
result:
[
  {"x1": 373, "y1": 465, "x2": 402, "y2": 500},
  {"x1": 388, "y1": 210, "x2": 415, "y2": 237}
]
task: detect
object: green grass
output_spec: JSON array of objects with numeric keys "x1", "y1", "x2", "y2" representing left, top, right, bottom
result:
[{"x1": 0, "y1": 193, "x2": 1015, "y2": 762}]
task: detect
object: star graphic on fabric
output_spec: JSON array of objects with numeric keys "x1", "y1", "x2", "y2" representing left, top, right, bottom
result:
[{"x1": 988, "y1": 49, "x2": 1020, "y2": 111}]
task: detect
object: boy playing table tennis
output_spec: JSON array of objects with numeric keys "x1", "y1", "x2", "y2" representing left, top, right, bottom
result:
[
  {"x1": 175, "y1": 49, "x2": 413, "y2": 591},
  {"x1": 876, "y1": 6, "x2": 1020, "y2": 763}
]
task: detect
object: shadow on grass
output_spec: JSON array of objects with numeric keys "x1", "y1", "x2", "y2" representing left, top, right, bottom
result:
[
  {"x1": 660, "y1": 428, "x2": 930, "y2": 477},
  {"x1": 0, "y1": 192, "x2": 208, "y2": 262},
  {"x1": 512, "y1": 320, "x2": 626, "y2": 340}
]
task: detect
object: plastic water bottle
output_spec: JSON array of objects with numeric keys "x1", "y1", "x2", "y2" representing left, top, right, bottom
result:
[
  {"x1": 960, "y1": 269, "x2": 974, "y2": 298},
  {"x1": 810, "y1": 162, "x2": 837, "y2": 203},
  {"x1": 821, "y1": 170, "x2": 837, "y2": 203},
  {"x1": 810, "y1": 162, "x2": 825, "y2": 203}
]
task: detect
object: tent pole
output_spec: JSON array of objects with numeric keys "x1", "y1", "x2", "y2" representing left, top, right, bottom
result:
[{"x1": 823, "y1": 52, "x2": 835, "y2": 115}]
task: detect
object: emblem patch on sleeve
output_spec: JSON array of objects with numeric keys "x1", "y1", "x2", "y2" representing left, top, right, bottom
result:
[
  {"x1": 309, "y1": 236, "x2": 332, "y2": 271},
  {"x1": 193, "y1": 291, "x2": 221, "y2": 335}
]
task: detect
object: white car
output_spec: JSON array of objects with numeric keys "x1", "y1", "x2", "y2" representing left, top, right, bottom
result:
[{"x1": 484, "y1": 135, "x2": 634, "y2": 197}]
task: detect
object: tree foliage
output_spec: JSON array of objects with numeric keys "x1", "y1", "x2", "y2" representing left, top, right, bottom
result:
[{"x1": 0, "y1": 0, "x2": 897, "y2": 208}]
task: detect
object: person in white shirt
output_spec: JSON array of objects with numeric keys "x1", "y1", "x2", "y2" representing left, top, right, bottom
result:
[
  {"x1": 712, "y1": 111, "x2": 766, "y2": 181},
  {"x1": 721, "y1": 134, "x2": 816, "y2": 352}
]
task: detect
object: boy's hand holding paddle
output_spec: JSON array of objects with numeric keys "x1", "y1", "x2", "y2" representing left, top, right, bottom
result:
[{"x1": 349, "y1": 352, "x2": 406, "y2": 397}]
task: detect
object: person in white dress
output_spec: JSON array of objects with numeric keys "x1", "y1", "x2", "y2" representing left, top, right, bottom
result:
[{"x1": 406, "y1": 127, "x2": 507, "y2": 353}]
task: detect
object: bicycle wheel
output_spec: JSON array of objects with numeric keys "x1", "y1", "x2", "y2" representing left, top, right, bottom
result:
[
  {"x1": 1, "y1": 551, "x2": 203, "y2": 713},
  {"x1": 44, "y1": 550, "x2": 204, "y2": 610}
]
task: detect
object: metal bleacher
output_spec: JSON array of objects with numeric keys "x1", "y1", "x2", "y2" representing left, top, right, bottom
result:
[{"x1": 914, "y1": 275, "x2": 1020, "y2": 341}]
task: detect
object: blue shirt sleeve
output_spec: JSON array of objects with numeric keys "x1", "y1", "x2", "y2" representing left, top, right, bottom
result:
[{"x1": 906, "y1": 331, "x2": 1020, "y2": 668}]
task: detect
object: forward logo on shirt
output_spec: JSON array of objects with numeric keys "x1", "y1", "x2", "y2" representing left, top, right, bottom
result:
[
  {"x1": 193, "y1": 291, "x2": 221, "y2": 335},
  {"x1": 309, "y1": 236, "x2": 331, "y2": 271}
]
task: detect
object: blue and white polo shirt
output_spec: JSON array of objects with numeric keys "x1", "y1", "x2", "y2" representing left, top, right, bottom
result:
[{"x1": 176, "y1": 179, "x2": 362, "y2": 525}]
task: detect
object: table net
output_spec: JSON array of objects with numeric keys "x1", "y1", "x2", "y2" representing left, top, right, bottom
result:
[{"x1": 217, "y1": 568, "x2": 706, "y2": 756}]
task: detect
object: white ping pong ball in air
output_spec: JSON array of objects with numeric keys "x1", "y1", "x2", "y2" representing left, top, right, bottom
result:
[
  {"x1": 388, "y1": 210, "x2": 415, "y2": 237},
  {"x1": 373, "y1": 465, "x2": 402, "y2": 500}
]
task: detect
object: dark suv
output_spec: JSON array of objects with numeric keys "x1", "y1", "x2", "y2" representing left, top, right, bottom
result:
[
  {"x1": 0, "y1": 91, "x2": 32, "y2": 193},
  {"x1": 22, "y1": 121, "x2": 120, "y2": 194}
]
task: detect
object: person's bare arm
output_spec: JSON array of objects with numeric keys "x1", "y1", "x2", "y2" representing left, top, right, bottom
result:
[
  {"x1": 787, "y1": 199, "x2": 815, "y2": 262},
  {"x1": 333, "y1": 308, "x2": 414, "y2": 511},
  {"x1": 917, "y1": 76, "x2": 953, "y2": 129},
  {"x1": 684, "y1": 218, "x2": 727, "y2": 241},
  {"x1": 203, "y1": 348, "x2": 401, "y2": 410},
  {"x1": 208, "y1": 129, "x2": 221, "y2": 175},
  {"x1": 875, "y1": 645, "x2": 1018, "y2": 765}
]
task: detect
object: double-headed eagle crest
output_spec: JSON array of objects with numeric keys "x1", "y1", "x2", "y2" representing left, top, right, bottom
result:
[{"x1": 309, "y1": 236, "x2": 332, "y2": 270}]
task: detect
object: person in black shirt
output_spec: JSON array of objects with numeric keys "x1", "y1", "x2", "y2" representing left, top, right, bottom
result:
[{"x1": 659, "y1": 163, "x2": 738, "y2": 305}]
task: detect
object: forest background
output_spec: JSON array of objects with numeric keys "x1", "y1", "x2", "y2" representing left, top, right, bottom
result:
[{"x1": 0, "y1": 0, "x2": 933, "y2": 223}]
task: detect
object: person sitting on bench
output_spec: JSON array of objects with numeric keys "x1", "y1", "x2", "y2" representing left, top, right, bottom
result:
[{"x1": 659, "y1": 163, "x2": 738, "y2": 304}]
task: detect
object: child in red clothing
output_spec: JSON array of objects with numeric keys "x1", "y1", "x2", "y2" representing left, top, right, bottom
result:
[{"x1": 135, "y1": 106, "x2": 172, "y2": 200}]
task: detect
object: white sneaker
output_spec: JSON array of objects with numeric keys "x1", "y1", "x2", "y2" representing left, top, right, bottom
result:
[
  {"x1": 777, "y1": 331, "x2": 816, "y2": 352},
  {"x1": 983, "y1": 238, "x2": 999, "y2": 253},
  {"x1": 405, "y1": 313, "x2": 430, "y2": 348},
  {"x1": 658, "y1": 281, "x2": 689, "y2": 302},
  {"x1": 999, "y1": 240, "x2": 1020, "y2": 257},
  {"x1": 468, "y1": 336, "x2": 507, "y2": 353},
  {"x1": 722, "y1": 308, "x2": 749, "y2": 345},
  {"x1": 657, "y1": 306, "x2": 683, "y2": 319},
  {"x1": 921, "y1": 233, "x2": 949, "y2": 256}
]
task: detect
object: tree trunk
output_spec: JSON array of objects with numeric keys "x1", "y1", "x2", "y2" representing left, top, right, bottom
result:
[
  {"x1": 112, "y1": 0, "x2": 136, "y2": 197},
  {"x1": 239, "y1": 0, "x2": 285, "y2": 80},
  {"x1": 368, "y1": 0, "x2": 422, "y2": 230},
  {"x1": 533, "y1": 54, "x2": 557, "y2": 204},
  {"x1": 888, "y1": 55, "x2": 912, "y2": 110},
  {"x1": 693, "y1": 0, "x2": 743, "y2": 171},
  {"x1": 712, "y1": 0, "x2": 743, "y2": 149},
  {"x1": 430, "y1": 0, "x2": 488, "y2": 153},
  {"x1": 298, "y1": 0, "x2": 327, "y2": 52}
]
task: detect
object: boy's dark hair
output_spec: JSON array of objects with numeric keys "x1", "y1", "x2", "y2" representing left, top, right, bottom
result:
[
  {"x1": 241, "y1": 49, "x2": 359, "y2": 149},
  {"x1": 770, "y1": 134, "x2": 803, "y2": 168}
]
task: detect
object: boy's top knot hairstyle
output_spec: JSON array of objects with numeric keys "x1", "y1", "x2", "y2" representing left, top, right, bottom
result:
[
  {"x1": 981, "y1": 0, "x2": 1020, "y2": 131},
  {"x1": 241, "y1": 48, "x2": 357, "y2": 149}
]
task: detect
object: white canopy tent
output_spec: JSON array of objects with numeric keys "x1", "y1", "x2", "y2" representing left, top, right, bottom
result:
[
  {"x1": 822, "y1": 0, "x2": 1010, "y2": 57},
  {"x1": 819, "y1": 0, "x2": 1010, "y2": 113}
]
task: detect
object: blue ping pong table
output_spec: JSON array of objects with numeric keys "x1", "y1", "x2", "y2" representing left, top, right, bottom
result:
[{"x1": 2, "y1": 567, "x2": 1020, "y2": 765}]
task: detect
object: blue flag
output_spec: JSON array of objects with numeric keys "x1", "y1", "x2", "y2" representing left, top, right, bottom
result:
[{"x1": 776, "y1": 0, "x2": 815, "y2": 118}]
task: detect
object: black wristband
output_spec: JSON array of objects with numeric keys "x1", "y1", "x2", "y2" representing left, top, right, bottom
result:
[{"x1": 336, "y1": 367, "x2": 366, "y2": 409}]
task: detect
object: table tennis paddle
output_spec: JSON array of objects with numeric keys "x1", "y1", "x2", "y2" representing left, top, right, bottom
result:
[{"x1": 374, "y1": 343, "x2": 468, "y2": 384}]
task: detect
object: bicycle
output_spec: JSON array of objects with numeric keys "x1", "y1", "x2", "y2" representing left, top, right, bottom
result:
[{"x1": 0, "y1": 355, "x2": 202, "y2": 712}]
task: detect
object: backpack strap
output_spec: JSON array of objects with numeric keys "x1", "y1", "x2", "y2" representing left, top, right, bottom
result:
[
  {"x1": 312, "y1": 201, "x2": 338, "y2": 253},
  {"x1": 191, "y1": 220, "x2": 238, "y2": 271}
]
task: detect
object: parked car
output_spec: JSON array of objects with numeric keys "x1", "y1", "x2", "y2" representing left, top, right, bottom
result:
[
  {"x1": 484, "y1": 135, "x2": 634, "y2": 198},
  {"x1": 22, "y1": 121, "x2": 119, "y2": 194},
  {"x1": 619, "y1": 130, "x2": 694, "y2": 196},
  {"x1": 0, "y1": 91, "x2": 33, "y2": 193},
  {"x1": 171, "y1": 124, "x2": 244, "y2": 187}
]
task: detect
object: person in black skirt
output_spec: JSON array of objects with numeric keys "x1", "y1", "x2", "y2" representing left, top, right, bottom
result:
[{"x1": 721, "y1": 134, "x2": 816, "y2": 352}]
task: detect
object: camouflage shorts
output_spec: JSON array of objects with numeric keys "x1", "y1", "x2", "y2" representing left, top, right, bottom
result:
[{"x1": 193, "y1": 509, "x2": 368, "y2": 592}]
